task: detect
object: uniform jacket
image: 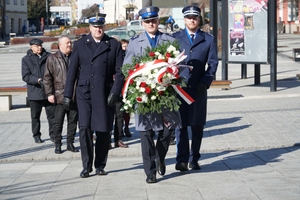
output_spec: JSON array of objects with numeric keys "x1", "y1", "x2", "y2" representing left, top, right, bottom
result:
[
  {"x1": 44, "y1": 50, "x2": 75, "y2": 104},
  {"x1": 22, "y1": 48, "x2": 51, "y2": 100},
  {"x1": 123, "y1": 31, "x2": 180, "y2": 131},
  {"x1": 173, "y1": 29, "x2": 218, "y2": 126},
  {"x1": 64, "y1": 33, "x2": 124, "y2": 132}
]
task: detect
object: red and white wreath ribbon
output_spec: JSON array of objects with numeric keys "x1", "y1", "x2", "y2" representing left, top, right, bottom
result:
[{"x1": 122, "y1": 50, "x2": 195, "y2": 105}]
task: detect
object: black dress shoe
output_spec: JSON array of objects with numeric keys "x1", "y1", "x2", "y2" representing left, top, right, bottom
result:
[
  {"x1": 96, "y1": 167, "x2": 107, "y2": 175},
  {"x1": 124, "y1": 127, "x2": 132, "y2": 137},
  {"x1": 54, "y1": 145, "x2": 62, "y2": 154},
  {"x1": 175, "y1": 162, "x2": 188, "y2": 171},
  {"x1": 80, "y1": 168, "x2": 90, "y2": 178},
  {"x1": 156, "y1": 160, "x2": 166, "y2": 176},
  {"x1": 146, "y1": 173, "x2": 156, "y2": 183},
  {"x1": 67, "y1": 143, "x2": 79, "y2": 152},
  {"x1": 189, "y1": 162, "x2": 201, "y2": 170},
  {"x1": 34, "y1": 137, "x2": 43, "y2": 143}
]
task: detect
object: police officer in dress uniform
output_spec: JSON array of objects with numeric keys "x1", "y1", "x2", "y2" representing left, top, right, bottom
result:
[
  {"x1": 63, "y1": 13, "x2": 124, "y2": 178},
  {"x1": 173, "y1": 5, "x2": 218, "y2": 171},
  {"x1": 123, "y1": 6, "x2": 180, "y2": 183}
]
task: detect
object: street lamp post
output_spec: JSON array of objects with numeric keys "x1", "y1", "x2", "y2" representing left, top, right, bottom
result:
[{"x1": 46, "y1": 0, "x2": 48, "y2": 27}]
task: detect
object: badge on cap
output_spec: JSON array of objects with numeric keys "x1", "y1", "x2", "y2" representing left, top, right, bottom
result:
[
  {"x1": 190, "y1": 7, "x2": 194, "y2": 10},
  {"x1": 146, "y1": 7, "x2": 151, "y2": 12}
]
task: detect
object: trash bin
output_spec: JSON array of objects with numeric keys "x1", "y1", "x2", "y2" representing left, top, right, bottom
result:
[{"x1": 293, "y1": 48, "x2": 300, "y2": 61}]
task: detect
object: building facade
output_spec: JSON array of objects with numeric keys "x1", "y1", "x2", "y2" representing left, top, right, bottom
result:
[
  {"x1": 278, "y1": 0, "x2": 300, "y2": 33},
  {"x1": 4, "y1": 0, "x2": 27, "y2": 35}
]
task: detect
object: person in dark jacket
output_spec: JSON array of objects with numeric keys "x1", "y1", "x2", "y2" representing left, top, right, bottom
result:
[
  {"x1": 22, "y1": 38, "x2": 55, "y2": 143},
  {"x1": 43, "y1": 35, "x2": 79, "y2": 154},
  {"x1": 173, "y1": 5, "x2": 218, "y2": 171},
  {"x1": 63, "y1": 13, "x2": 124, "y2": 178}
]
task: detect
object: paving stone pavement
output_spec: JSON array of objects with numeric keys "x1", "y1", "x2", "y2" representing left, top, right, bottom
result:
[{"x1": 0, "y1": 33, "x2": 299, "y2": 199}]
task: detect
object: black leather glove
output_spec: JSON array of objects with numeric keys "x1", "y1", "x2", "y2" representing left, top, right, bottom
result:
[
  {"x1": 107, "y1": 93, "x2": 118, "y2": 107},
  {"x1": 39, "y1": 80, "x2": 44, "y2": 89},
  {"x1": 63, "y1": 97, "x2": 73, "y2": 111},
  {"x1": 196, "y1": 82, "x2": 208, "y2": 94}
]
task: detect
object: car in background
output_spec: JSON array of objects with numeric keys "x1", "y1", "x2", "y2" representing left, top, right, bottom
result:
[{"x1": 105, "y1": 20, "x2": 166, "y2": 40}]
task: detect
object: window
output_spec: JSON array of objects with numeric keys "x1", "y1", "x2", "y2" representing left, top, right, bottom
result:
[
  {"x1": 6, "y1": 0, "x2": 10, "y2": 5},
  {"x1": 126, "y1": 8, "x2": 134, "y2": 20},
  {"x1": 21, "y1": 0, "x2": 24, "y2": 5},
  {"x1": 13, "y1": 0, "x2": 16, "y2": 5}
]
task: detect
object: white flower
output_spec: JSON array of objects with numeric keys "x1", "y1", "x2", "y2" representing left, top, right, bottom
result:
[
  {"x1": 157, "y1": 85, "x2": 167, "y2": 91},
  {"x1": 151, "y1": 83, "x2": 156, "y2": 88},
  {"x1": 122, "y1": 98, "x2": 127, "y2": 103},
  {"x1": 167, "y1": 45, "x2": 176, "y2": 53},
  {"x1": 151, "y1": 95, "x2": 157, "y2": 100},
  {"x1": 126, "y1": 100, "x2": 131, "y2": 104},
  {"x1": 155, "y1": 52, "x2": 161, "y2": 56},
  {"x1": 158, "y1": 54, "x2": 165, "y2": 60},
  {"x1": 124, "y1": 105, "x2": 128, "y2": 110},
  {"x1": 142, "y1": 94, "x2": 148, "y2": 103},
  {"x1": 144, "y1": 70, "x2": 151, "y2": 76},
  {"x1": 140, "y1": 87, "x2": 145, "y2": 92},
  {"x1": 128, "y1": 103, "x2": 132, "y2": 107},
  {"x1": 154, "y1": 69, "x2": 158, "y2": 73},
  {"x1": 174, "y1": 50, "x2": 180, "y2": 56}
]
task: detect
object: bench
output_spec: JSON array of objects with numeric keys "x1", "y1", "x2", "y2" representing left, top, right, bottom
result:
[
  {"x1": 210, "y1": 80, "x2": 232, "y2": 89},
  {"x1": 0, "y1": 86, "x2": 27, "y2": 111}
]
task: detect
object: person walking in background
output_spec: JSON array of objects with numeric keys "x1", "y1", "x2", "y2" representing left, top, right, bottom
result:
[
  {"x1": 166, "y1": 15, "x2": 175, "y2": 32},
  {"x1": 43, "y1": 35, "x2": 79, "y2": 154},
  {"x1": 113, "y1": 38, "x2": 131, "y2": 148},
  {"x1": 63, "y1": 13, "x2": 124, "y2": 178},
  {"x1": 173, "y1": 5, "x2": 218, "y2": 171},
  {"x1": 21, "y1": 38, "x2": 55, "y2": 143},
  {"x1": 123, "y1": 6, "x2": 177, "y2": 184},
  {"x1": 120, "y1": 39, "x2": 132, "y2": 138}
]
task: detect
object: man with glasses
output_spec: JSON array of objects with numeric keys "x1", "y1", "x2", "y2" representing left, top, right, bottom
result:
[
  {"x1": 173, "y1": 5, "x2": 218, "y2": 171},
  {"x1": 123, "y1": 6, "x2": 176, "y2": 184},
  {"x1": 22, "y1": 38, "x2": 55, "y2": 143},
  {"x1": 64, "y1": 13, "x2": 124, "y2": 178}
]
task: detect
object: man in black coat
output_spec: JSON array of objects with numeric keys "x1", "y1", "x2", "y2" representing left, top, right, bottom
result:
[
  {"x1": 22, "y1": 38, "x2": 55, "y2": 143},
  {"x1": 173, "y1": 6, "x2": 218, "y2": 171},
  {"x1": 64, "y1": 13, "x2": 124, "y2": 178}
]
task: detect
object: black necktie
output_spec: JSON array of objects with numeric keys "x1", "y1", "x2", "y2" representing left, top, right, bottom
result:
[
  {"x1": 190, "y1": 34, "x2": 195, "y2": 43},
  {"x1": 96, "y1": 42, "x2": 100, "y2": 47}
]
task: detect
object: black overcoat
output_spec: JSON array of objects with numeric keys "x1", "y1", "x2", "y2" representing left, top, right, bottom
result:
[
  {"x1": 22, "y1": 49, "x2": 51, "y2": 100},
  {"x1": 64, "y1": 33, "x2": 124, "y2": 132},
  {"x1": 173, "y1": 30, "x2": 218, "y2": 126}
]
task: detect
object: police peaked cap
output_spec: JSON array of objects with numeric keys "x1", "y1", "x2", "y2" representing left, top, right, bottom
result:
[
  {"x1": 88, "y1": 13, "x2": 106, "y2": 26},
  {"x1": 29, "y1": 38, "x2": 43, "y2": 45},
  {"x1": 182, "y1": 5, "x2": 201, "y2": 17},
  {"x1": 139, "y1": 6, "x2": 160, "y2": 21}
]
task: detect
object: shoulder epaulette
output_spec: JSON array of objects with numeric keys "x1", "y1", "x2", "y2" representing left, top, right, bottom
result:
[
  {"x1": 75, "y1": 34, "x2": 86, "y2": 41},
  {"x1": 131, "y1": 34, "x2": 140, "y2": 41}
]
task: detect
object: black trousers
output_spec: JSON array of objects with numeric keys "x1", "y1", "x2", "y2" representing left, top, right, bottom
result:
[
  {"x1": 29, "y1": 100, "x2": 55, "y2": 138},
  {"x1": 139, "y1": 125, "x2": 171, "y2": 176},
  {"x1": 53, "y1": 103, "x2": 78, "y2": 145},
  {"x1": 79, "y1": 126, "x2": 110, "y2": 170},
  {"x1": 113, "y1": 99, "x2": 125, "y2": 142},
  {"x1": 176, "y1": 125, "x2": 204, "y2": 164}
]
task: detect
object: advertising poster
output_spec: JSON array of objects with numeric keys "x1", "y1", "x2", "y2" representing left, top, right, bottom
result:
[
  {"x1": 244, "y1": 13, "x2": 254, "y2": 29},
  {"x1": 234, "y1": 14, "x2": 244, "y2": 29},
  {"x1": 230, "y1": 0, "x2": 268, "y2": 13},
  {"x1": 230, "y1": 29, "x2": 245, "y2": 56}
]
